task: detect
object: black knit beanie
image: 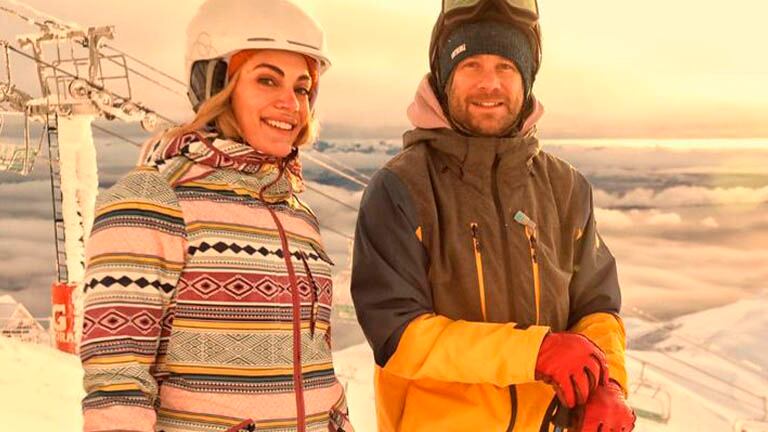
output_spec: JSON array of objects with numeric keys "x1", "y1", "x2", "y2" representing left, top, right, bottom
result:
[{"x1": 437, "y1": 20, "x2": 535, "y2": 102}]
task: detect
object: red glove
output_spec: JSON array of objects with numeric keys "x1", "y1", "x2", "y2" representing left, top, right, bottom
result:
[
  {"x1": 535, "y1": 332, "x2": 608, "y2": 408},
  {"x1": 577, "y1": 380, "x2": 636, "y2": 432}
]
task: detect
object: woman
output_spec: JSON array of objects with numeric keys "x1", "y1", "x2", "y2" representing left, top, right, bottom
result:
[{"x1": 79, "y1": 1, "x2": 353, "y2": 431}]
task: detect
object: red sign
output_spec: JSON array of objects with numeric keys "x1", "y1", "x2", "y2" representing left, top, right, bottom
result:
[{"x1": 51, "y1": 282, "x2": 76, "y2": 354}]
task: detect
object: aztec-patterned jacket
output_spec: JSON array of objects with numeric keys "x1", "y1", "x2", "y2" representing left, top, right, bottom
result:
[{"x1": 80, "y1": 131, "x2": 352, "y2": 432}]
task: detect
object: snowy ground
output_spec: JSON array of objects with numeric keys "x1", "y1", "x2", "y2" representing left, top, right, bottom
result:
[
  {"x1": 625, "y1": 294, "x2": 768, "y2": 431},
  {"x1": 2, "y1": 293, "x2": 767, "y2": 431},
  {"x1": 0, "y1": 335, "x2": 84, "y2": 431}
]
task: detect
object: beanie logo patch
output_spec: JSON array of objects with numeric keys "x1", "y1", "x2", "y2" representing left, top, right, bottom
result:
[{"x1": 451, "y1": 43, "x2": 467, "y2": 60}]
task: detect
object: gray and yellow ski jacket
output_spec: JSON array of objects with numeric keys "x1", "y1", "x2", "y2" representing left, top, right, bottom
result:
[{"x1": 351, "y1": 77, "x2": 627, "y2": 432}]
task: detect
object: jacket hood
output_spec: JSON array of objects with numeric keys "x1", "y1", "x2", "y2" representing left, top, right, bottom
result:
[
  {"x1": 404, "y1": 75, "x2": 543, "y2": 177},
  {"x1": 406, "y1": 74, "x2": 544, "y2": 137}
]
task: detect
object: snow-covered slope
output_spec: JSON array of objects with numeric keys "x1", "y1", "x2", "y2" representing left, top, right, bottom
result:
[
  {"x1": 0, "y1": 336, "x2": 84, "y2": 430},
  {"x1": 1, "y1": 294, "x2": 767, "y2": 431},
  {"x1": 657, "y1": 293, "x2": 768, "y2": 373},
  {"x1": 626, "y1": 294, "x2": 768, "y2": 431}
]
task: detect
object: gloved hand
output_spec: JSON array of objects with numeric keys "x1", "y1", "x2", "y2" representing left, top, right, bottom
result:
[
  {"x1": 576, "y1": 380, "x2": 636, "y2": 432},
  {"x1": 535, "y1": 332, "x2": 608, "y2": 408}
]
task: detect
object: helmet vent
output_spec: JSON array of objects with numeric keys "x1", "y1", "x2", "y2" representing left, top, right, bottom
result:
[{"x1": 287, "y1": 40, "x2": 321, "y2": 50}]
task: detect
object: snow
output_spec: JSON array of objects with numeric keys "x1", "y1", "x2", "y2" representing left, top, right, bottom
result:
[
  {"x1": 57, "y1": 114, "x2": 98, "y2": 286},
  {"x1": 0, "y1": 336, "x2": 84, "y2": 431},
  {"x1": 2, "y1": 295, "x2": 768, "y2": 431},
  {"x1": 626, "y1": 294, "x2": 768, "y2": 431},
  {"x1": 57, "y1": 114, "x2": 98, "y2": 349},
  {"x1": 660, "y1": 293, "x2": 768, "y2": 373}
]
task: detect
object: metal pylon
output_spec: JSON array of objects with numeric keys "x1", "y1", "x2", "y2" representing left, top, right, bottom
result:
[{"x1": 45, "y1": 112, "x2": 68, "y2": 283}]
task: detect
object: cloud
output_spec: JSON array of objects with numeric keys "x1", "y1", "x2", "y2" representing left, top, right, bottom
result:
[
  {"x1": 0, "y1": 218, "x2": 52, "y2": 242},
  {"x1": 595, "y1": 186, "x2": 768, "y2": 209},
  {"x1": 0, "y1": 181, "x2": 54, "y2": 218},
  {"x1": 0, "y1": 273, "x2": 57, "y2": 318},
  {"x1": 701, "y1": 217, "x2": 720, "y2": 228},
  {"x1": 0, "y1": 180, "x2": 50, "y2": 199},
  {"x1": 646, "y1": 212, "x2": 683, "y2": 226},
  {"x1": 546, "y1": 144, "x2": 768, "y2": 177},
  {"x1": 594, "y1": 208, "x2": 634, "y2": 230},
  {"x1": 0, "y1": 219, "x2": 57, "y2": 318},
  {"x1": 608, "y1": 234, "x2": 768, "y2": 319},
  {"x1": 302, "y1": 181, "x2": 363, "y2": 272},
  {"x1": 0, "y1": 228, "x2": 56, "y2": 279},
  {"x1": 2, "y1": 141, "x2": 768, "y2": 326},
  {"x1": 596, "y1": 208, "x2": 684, "y2": 230}
]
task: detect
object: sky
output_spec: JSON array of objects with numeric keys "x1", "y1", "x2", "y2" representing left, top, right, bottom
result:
[{"x1": 1, "y1": 0, "x2": 768, "y2": 138}]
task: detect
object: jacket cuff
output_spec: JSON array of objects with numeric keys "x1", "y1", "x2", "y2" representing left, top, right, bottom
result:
[{"x1": 512, "y1": 325, "x2": 551, "y2": 384}]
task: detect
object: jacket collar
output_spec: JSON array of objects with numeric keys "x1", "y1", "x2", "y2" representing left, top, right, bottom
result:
[
  {"x1": 404, "y1": 127, "x2": 541, "y2": 177},
  {"x1": 139, "y1": 130, "x2": 305, "y2": 202},
  {"x1": 403, "y1": 74, "x2": 544, "y2": 189}
]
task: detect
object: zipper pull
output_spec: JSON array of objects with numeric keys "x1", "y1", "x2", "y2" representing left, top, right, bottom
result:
[
  {"x1": 298, "y1": 250, "x2": 319, "y2": 339},
  {"x1": 514, "y1": 211, "x2": 538, "y2": 261},
  {"x1": 470, "y1": 222, "x2": 481, "y2": 251},
  {"x1": 514, "y1": 211, "x2": 537, "y2": 234},
  {"x1": 310, "y1": 283, "x2": 319, "y2": 339}
]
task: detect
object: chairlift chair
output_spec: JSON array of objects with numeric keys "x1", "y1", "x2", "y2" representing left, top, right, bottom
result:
[
  {"x1": 0, "y1": 111, "x2": 44, "y2": 175},
  {"x1": 628, "y1": 361, "x2": 672, "y2": 424}
]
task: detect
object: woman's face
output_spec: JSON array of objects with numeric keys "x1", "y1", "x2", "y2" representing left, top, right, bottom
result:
[{"x1": 231, "y1": 50, "x2": 312, "y2": 157}]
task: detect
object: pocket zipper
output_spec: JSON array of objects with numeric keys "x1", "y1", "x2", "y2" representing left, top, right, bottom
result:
[
  {"x1": 298, "y1": 250, "x2": 320, "y2": 338},
  {"x1": 470, "y1": 222, "x2": 488, "y2": 322},
  {"x1": 514, "y1": 211, "x2": 541, "y2": 326}
]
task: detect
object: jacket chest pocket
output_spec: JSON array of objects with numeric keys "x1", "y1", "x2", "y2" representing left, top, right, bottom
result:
[
  {"x1": 427, "y1": 225, "x2": 491, "y2": 323},
  {"x1": 526, "y1": 224, "x2": 572, "y2": 331},
  {"x1": 516, "y1": 185, "x2": 573, "y2": 330}
]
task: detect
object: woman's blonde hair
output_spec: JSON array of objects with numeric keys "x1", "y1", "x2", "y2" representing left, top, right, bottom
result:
[{"x1": 163, "y1": 65, "x2": 319, "y2": 149}]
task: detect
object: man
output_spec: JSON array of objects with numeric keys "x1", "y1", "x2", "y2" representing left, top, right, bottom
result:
[{"x1": 351, "y1": 1, "x2": 635, "y2": 431}]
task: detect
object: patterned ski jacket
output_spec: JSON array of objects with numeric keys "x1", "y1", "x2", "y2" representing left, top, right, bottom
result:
[
  {"x1": 80, "y1": 131, "x2": 352, "y2": 432},
  {"x1": 351, "y1": 77, "x2": 627, "y2": 432}
]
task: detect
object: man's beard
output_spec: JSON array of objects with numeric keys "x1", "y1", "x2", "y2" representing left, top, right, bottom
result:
[{"x1": 447, "y1": 91, "x2": 522, "y2": 137}]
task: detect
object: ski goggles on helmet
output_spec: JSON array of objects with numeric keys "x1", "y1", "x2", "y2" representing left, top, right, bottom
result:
[
  {"x1": 434, "y1": 0, "x2": 541, "y2": 70},
  {"x1": 442, "y1": 0, "x2": 539, "y2": 25}
]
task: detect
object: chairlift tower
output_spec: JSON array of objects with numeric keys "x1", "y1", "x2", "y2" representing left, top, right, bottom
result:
[
  {"x1": 0, "y1": 12, "x2": 165, "y2": 352},
  {"x1": 2, "y1": 3, "x2": 361, "y2": 354}
]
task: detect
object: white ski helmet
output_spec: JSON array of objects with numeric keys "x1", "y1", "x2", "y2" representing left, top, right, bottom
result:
[{"x1": 185, "y1": 0, "x2": 331, "y2": 110}]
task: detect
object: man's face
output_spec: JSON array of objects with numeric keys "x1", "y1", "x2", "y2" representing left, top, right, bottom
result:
[{"x1": 447, "y1": 54, "x2": 525, "y2": 137}]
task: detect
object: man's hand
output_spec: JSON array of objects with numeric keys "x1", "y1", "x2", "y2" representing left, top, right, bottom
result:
[
  {"x1": 535, "y1": 332, "x2": 608, "y2": 408},
  {"x1": 576, "y1": 380, "x2": 636, "y2": 432}
]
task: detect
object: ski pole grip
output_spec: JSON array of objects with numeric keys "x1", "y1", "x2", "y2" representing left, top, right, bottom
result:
[{"x1": 552, "y1": 401, "x2": 575, "y2": 429}]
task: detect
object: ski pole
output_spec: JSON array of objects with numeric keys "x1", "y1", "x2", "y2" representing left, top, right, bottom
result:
[{"x1": 552, "y1": 401, "x2": 579, "y2": 432}]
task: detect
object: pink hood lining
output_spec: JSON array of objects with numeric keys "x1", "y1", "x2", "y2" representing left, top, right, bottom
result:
[{"x1": 406, "y1": 74, "x2": 544, "y2": 137}]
